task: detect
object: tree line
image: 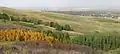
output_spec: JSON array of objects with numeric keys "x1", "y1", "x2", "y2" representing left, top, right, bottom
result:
[
  {"x1": 0, "y1": 13, "x2": 73, "y2": 31},
  {"x1": 44, "y1": 21, "x2": 73, "y2": 31}
]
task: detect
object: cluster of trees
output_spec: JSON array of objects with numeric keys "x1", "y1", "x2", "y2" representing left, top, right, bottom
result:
[
  {"x1": 72, "y1": 32, "x2": 120, "y2": 51},
  {"x1": 43, "y1": 30, "x2": 70, "y2": 43},
  {"x1": 44, "y1": 22, "x2": 73, "y2": 31},
  {"x1": 0, "y1": 13, "x2": 73, "y2": 31},
  {"x1": 10, "y1": 16, "x2": 43, "y2": 25},
  {"x1": 20, "y1": 18, "x2": 42, "y2": 25},
  {"x1": 19, "y1": 18, "x2": 73, "y2": 31},
  {"x1": 0, "y1": 12, "x2": 42, "y2": 25},
  {"x1": 0, "y1": 13, "x2": 11, "y2": 21}
]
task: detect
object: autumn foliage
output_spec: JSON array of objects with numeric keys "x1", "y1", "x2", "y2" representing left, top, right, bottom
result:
[{"x1": 0, "y1": 29, "x2": 57, "y2": 44}]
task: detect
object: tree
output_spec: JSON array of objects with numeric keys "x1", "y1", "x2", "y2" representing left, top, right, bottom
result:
[
  {"x1": 10, "y1": 16, "x2": 20, "y2": 21},
  {"x1": 0, "y1": 13, "x2": 11, "y2": 21},
  {"x1": 37, "y1": 20, "x2": 42, "y2": 24},
  {"x1": 50, "y1": 22, "x2": 54, "y2": 27},
  {"x1": 56, "y1": 25, "x2": 63, "y2": 31}
]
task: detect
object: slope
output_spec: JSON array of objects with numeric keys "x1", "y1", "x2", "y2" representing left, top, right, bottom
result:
[{"x1": 0, "y1": 7, "x2": 120, "y2": 34}]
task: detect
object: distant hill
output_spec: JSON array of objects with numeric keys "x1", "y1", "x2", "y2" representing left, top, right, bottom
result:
[{"x1": 0, "y1": 7, "x2": 120, "y2": 34}]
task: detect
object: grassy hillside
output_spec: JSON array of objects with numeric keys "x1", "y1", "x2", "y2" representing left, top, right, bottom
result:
[
  {"x1": 39, "y1": 12, "x2": 120, "y2": 33},
  {"x1": 1, "y1": 7, "x2": 120, "y2": 34},
  {"x1": 1, "y1": 7, "x2": 120, "y2": 54}
]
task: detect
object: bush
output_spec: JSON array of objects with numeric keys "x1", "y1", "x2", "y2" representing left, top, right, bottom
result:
[
  {"x1": 43, "y1": 22, "x2": 73, "y2": 31},
  {"x1": 20, "y1": 18, "x2": 43, "y2": 25},
  {"x1": 63, "y1": 24, "x2": 73, "y2": 31},
  {"x1": 37, "y1": 20, "x2": 43, "y2": 24},
  {"x1": 55, "y1": 25, "x2": 63, "y2": 31},
  {"x1": 10, "y1": 16, "x2": 21, "y2": 21},
  {"x1": 0, "y1": 13, "x2": 11, "y2": 21},
  {"x1": 43, "y1": 30, "x2": 70, "y2": 43},
  {"x1": 33, "y1": 20, "x2": 42, "y2": 25}
]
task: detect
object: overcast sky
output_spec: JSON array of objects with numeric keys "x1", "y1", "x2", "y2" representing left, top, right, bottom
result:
[{"x1": 0, "y1": 0, "x2": 120, "y2": 8}]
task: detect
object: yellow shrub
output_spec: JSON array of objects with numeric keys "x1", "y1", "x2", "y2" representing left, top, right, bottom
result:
[{"x1": 0, "y1": 29, "x2": 57, "y2": 44}]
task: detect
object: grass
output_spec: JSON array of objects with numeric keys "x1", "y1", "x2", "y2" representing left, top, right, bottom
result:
[
  {"x1": 1, "y1": 7, "x2": 120, "y2": 54},
  {"x1": 0, "y1": 41, "x2": 99, "y2": 54},
  {"x1": 104, "y1": 48, "x2": 120, "y2": 54},
  {"x1": 1, "y1": 7, "x2": 120, "y2": 34},
  {"x1": 37, "y1": 12, "x2": 120, "y2": 34}
]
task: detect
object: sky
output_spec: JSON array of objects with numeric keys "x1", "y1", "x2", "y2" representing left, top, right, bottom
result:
[{"x1": 0, "y1": 0, "x2": 120, "y2": 9}]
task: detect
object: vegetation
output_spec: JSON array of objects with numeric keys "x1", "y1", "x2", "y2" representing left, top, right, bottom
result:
[
  {"x1": 72, "y1": 31, "x2": 120, "y2": 51},
  {"x1": 0, "y1": 29, "x2": 57, "y2": 44},
  {"x1": 0, "y1": 13, "x2": 11, "y2": 21},
  {"x1": 43, "y1": 30, "x2": 70, "y2": 43},
  {"x1": 1, "y1": 13, "x2": 73, "y2": 31},
  {"x1": 1, "y1": 7, "x2": 120, "y2": 54},
  {"x1": 46, "y1": 21, "x2": 73, "y2": 31}
]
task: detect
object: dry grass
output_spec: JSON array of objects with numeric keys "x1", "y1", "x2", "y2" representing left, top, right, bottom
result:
[
  {"x1": 0, "y1": 41, "x2": 100, "y2": 54},
  {"x1": 1, "y1": 7, "x2": 120, "y2": 34}
]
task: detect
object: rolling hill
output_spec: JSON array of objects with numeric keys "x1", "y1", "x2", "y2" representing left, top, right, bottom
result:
[
  {"x1": 1, "y1": 7, "x2": 120, "y2": 34},
  {"x1": 1, "y1": 7, "x2": 120, "y2": 54}
]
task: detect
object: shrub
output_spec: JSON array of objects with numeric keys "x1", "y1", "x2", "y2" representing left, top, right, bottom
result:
[
  {"x1": 0, "y1": 13, "x2": 11, "y2": 21},
  {"x1": 63, "y1": 24, "x2": 73, "y2": 31},
  {"x1": 43, "y1": 30, "x2": 70, "y2": 43},
  {"x1": 10, "y1": 16, "x2": 21, "y2": 21},
  {"x1": 50, "y1": 22, "x2": 54, "y2": 27},
  {"x1": 55, "y1": 25, "x2": 63, "y2": 31},
  {"x1": 0, "y1": 29, "x2": 57, "y2": 44}
]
